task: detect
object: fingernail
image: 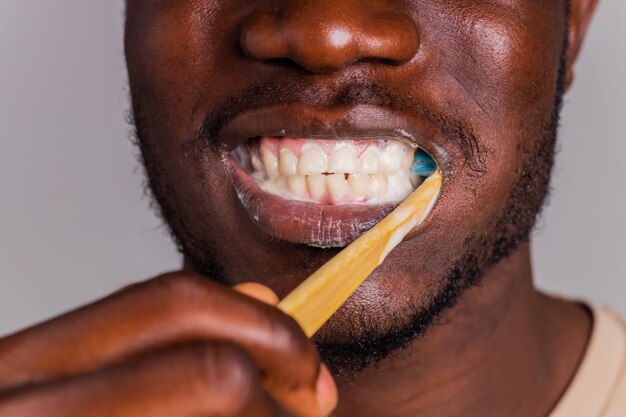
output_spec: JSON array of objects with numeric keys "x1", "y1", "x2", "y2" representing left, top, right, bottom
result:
[{"x1": 316, "y1": 364, "x2": 338, "y2": 415}]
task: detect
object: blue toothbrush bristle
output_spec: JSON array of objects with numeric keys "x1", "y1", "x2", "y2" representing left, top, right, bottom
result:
[{"x1": 411, "y1": 149, "x2": 437, "y2": 176}]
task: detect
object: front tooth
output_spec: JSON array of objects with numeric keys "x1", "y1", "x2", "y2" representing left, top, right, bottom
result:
[
  {"x1": 381, "y1": 142, "x2": 406, "y2": 174},
  {"x1": 328, "y1": 147, "x2": 359, "y2": 174},
  {"x1": 307, "y1": 175, "x2": 326, "y2": 201},
  {"x1": 359, "y1": 147, "x2": 380, "y2": 174},
  {"x1": 287, "y1": 175, "x2": 307, "y2": 198},
  {"x1": 369, "y1": 174, "x2": 388, "y2": 199},
  {"x1": 347, "y1": 174, "x2": 369, "y2": 200},
  {"x1": 298, "y1": 145, "x2": 327, "y2": 175},
  {"x1": 261, "y1": 147, "x2": 279, "y2": 178},
  {"x1": 279, "y1": 149, "x2": 298, "y2": 176},
  {"x1": 326, "y1": 174, "x2": 347, "y2": 202}
]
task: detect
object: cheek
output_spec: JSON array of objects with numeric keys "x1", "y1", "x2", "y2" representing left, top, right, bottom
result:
[
  {"x1": 418, "y1": 2, "x2": 565, "y2": 224},
  {"x1": 125, "y1": 1, "x2": 241, "y2": 138},
  {"x1": 446, "y1": 7, "x2": 564, "y2": 119},
  {"x1": 125, "y1": 2, "x2": 235, "y2": 204},
  {"x1": 451, "y1": 0, "x2": 565, "y2": 115},
  {"x1": 124, "y1": 10, "x2": 218, "y2": 244}
]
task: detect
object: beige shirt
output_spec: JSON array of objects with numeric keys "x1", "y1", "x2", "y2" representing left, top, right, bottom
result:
[{"x1": 550, "y1": 305, "x2": 626, "y2": 417}]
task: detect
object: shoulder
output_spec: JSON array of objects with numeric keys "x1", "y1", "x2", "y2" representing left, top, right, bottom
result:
[
  {"x1": 550, "y1": 304, "x2": 626, "y2": 417},
  {"x1": 597, "y1": 307, "x2": 626, "y2": 417}
]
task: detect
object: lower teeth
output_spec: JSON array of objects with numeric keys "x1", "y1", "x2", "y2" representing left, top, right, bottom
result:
[{"x1": 235, "y1": 137, "x2": 435, "y2": 205}]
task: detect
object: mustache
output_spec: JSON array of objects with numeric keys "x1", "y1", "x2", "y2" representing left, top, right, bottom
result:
[{"x1": 196, "y1": 79, "x2": 487, "y2": 173}]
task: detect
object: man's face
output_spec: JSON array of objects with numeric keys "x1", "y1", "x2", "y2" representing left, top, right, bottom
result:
[{"x1": 125, "y1": 0, "x2": 567, "y2": 372}]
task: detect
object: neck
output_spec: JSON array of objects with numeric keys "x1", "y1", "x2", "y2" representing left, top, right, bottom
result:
[{"x1": 332, "y1": 243, "x2": 591, "y2": 417}]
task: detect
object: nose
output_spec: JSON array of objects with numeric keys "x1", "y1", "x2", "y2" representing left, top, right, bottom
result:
[{"x1": 240, "y1": 1, "x2": 420, "y2": 73}]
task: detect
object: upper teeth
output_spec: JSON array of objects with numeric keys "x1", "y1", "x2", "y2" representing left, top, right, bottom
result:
[
  {"x1": 299, "y1": 145, "x2": 328, "y2": 175},
  {"x1": 241, "y1": 137, "x2": 423, "y2": 205}
]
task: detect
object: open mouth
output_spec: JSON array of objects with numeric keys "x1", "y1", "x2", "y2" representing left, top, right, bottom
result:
[
  {"x1": 232, "y1": 136, "x2": 434, "y2": 205},
  {"x1": 228, "y1": 135, "x2": 437, "y2": 247}
]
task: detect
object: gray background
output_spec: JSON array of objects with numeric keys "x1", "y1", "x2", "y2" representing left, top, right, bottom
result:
[{"x1": 1, "y1": 1, "x2": 624, "y2": 335}]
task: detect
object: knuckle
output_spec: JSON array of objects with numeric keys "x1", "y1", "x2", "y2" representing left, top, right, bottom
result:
[
  {"x1": 271, "y1": 314, "x2": 317, "y2": 359},
  {"x1": 190, "y1": 344, "x2": 260, "y2": 415},
  {"x1": 266, "y1": 313, "x2": 319, "y2": 373},
  {"x1": 148, "y1": 272, "x2": 207, "y2": 306}
]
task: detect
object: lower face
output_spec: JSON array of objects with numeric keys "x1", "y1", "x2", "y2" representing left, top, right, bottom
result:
[{"x1": 125, "y1": 0, "x2": 567, "y2": 372}]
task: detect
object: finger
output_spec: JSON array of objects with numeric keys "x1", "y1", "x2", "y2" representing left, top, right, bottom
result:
[
  {"x1": 0, "y1": 272, "x2": 333, "y2": 416},
  {"x1": 0, "y1": 343, "x2": 276, "y2": 417},
  {"x1": 315, "y1": 364, "x2": 338, "y2": 415},
  {"x1": 234, "y1": 282, "x2": 280, "y2": 305}
]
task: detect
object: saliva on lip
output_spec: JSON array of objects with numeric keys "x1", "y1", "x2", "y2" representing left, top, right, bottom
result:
[{"x1": 233, "y1": 137, "x2": 437, "y2": 205}]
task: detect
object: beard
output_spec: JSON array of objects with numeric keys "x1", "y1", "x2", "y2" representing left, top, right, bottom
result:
[
  {"x1": 129, "y1": 27, "x2": 568, "y2": 377},
  {"x1": 313, "y1": 104, "x2": 562, "y2": 375}
]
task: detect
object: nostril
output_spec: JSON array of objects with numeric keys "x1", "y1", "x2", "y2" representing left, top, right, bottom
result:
[
  {"x1": 261, "y1": 57, "x2": 309, "y2": 71},
  {"x1": 354, "y1": 57, "x2": 405, "y2": 67}
]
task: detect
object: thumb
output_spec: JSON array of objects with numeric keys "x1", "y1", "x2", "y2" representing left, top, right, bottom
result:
[{"x1": 233, "y1": 282, "x2": 280, "y2": 306}]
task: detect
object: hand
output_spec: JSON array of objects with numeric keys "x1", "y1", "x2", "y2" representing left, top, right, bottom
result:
[{"x1": 0, "y1": 272, "x2": 337, "y2": 417}]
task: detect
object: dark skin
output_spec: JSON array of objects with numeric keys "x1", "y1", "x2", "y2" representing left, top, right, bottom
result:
[{"x1": 0, "y1": 0, "x2": 600, "y2": 416}]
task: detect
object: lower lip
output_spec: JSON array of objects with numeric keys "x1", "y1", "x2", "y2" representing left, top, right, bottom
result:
[{"x1": 228, "y1": 158, "x2": 398, "y2": 248}]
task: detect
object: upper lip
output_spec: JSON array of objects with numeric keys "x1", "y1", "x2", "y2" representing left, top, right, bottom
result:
[{"x1": 218, "y1": 103, "x2": 451, "y2": 178}]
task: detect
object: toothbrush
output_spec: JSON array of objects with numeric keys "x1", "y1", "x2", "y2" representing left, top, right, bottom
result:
[
  {"x1": 412, "y1": 149, "x2": 437, "y2": 177},
  {"x1": 278, "y1": 155, "x2": 442, "y2": 337}
]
